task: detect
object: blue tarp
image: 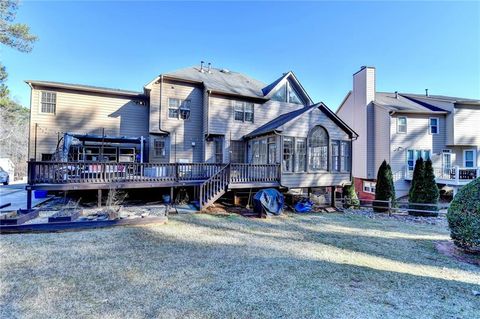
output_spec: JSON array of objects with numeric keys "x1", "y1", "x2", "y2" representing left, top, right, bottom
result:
[
  {"x1": 294, "y1": 198, "x2": 314, "y2": 213},
  {"x1": 253, "y1": 189, "x2": 284, "y2": 216}
]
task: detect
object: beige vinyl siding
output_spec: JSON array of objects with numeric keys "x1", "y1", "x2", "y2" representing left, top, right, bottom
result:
[
  {"x1": 159, "y1": 79, "x2": 204, "y2": 163},
  {"x1": 372, "y1": 105, "x2": 391, "y2": 176},
  {"x1": 208, "y1": 96, "x2": 303, "y2": 163},
  {"x1": 29, "y1": 87, "x2": 148, "y2": 160},
  {"x1": 390, "y1": 113, "x2": 446, "y2": 197},
  {"x1": 280, "y1": 107, "x2": 351, "y2": 188},
  {"x1": 453, "y1": 105, "x2": 480, "y2": 147}
]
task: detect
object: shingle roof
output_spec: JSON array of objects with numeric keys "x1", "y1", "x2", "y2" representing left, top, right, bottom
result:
[
  {"x1": 401, "y1": 93, "x2": 480, "y2": 104},
  {"x1": 25, "y1": 80, "x2": 144, "y2": 97},
  {"x1": 244, "y1": 103, "x2": 358, "y2": 139},
  {"x1": 244, "y1": 105, "x2": 317, "y2": 139},
  {"x1": 374, "y1": 92, "x2": 448, "y2": 113},
  {"x1": 164, "y1": 66, "x2": 267, "y2": 98}
]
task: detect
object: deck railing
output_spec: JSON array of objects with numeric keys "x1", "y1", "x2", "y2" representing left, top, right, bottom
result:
[
  {"x1": 404, "y1": 165, "x2": 479, "y2": 184},
  {"x1": 27, "y1": 161, "x2": 224, "y2": 185},
  {"x1": 230, "y1": 163, "x2": 280, "y2": 184}
]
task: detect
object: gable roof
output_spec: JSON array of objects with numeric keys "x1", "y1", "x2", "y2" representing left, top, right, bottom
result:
[
  {"x1": 145, "y1": 67, "x2": 314, "y2": 104},
  {"x1": 400, "y1": 93, "x2": 480, "y2": 106},
  {"x1": 25, "y1": 80, "x2": 145, "y2": 98},
  {"x1": 261, "y1": 71, "x2": 314, "y2": 105},
  {"x1": 244, "y1": 103, "x2": 358, "y2": 139}
]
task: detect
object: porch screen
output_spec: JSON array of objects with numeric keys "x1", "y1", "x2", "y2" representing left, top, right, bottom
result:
[
  {"x1": 230, "y1": 141, "x2": 245, "y2": 163},
  {"x1": 309, "y1": 126, "x2": 328, "y2": 171}
]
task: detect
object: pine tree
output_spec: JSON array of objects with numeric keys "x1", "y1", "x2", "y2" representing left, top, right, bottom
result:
[
  {"x1": 386, "y1": 163, "x2": 397, "y2": 207},
  {"x1": 408, "y1": 157, "x2": 426, "y2": 215},
  {"x1": 422, "y1": 159, "x2": 440, "y2": 214},
  {"x1": 374, "y1": 160, "x2": 394, "y2": 212}
]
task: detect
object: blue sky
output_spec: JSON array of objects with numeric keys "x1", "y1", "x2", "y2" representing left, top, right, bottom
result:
[{"x1": 2, "y1": 1, "x2": 479, "y2": 110}]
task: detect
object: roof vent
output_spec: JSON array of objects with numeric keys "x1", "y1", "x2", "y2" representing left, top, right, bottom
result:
[
  {"x1": 425, "y1": 89, "x2": 429, "y2": 97},
  {"x1": 200, "y1": 61, "x2": 205, "y2": 73},
  {"x1": 395, "y1": 91, "x2": 398, "y2": 99},
  {"x1": 220, "y1": 68, "x2": 230, "y2": 74},
  {"x1": 207, "y1": 62, "x2": 212, "y2": 73}
]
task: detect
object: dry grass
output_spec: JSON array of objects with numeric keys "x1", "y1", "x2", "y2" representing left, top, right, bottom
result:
[{"x1": 1, "y1": 213, "x2": 479, "y2": 319}]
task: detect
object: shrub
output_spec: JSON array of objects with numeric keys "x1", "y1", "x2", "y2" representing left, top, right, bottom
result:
[
  {"x1": 343, "y1": 183, "x2": 359, "y2": 208},
  {"x1": 408, "y1": 158, "x2": 439, "y2": 216},
  {"x1": 374, "y1": 160, "x2": 395, "y2": 212},
  {"x1": 447, "y1": 178, "x2": 480, "y2": 252}
]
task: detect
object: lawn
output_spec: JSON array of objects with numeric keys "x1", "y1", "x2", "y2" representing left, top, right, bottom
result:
[{"x1": 1, "y1": 213, "x2": 479, "y2": 319}]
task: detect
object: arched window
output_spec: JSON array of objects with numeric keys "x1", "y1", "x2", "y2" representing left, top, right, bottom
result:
[{"x1": 309, "y1": 126, "x2": 329, "y2": 171}]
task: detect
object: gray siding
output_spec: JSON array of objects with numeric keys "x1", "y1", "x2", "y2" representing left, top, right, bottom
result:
[
  {"x1": 156, "y1": 79, "x2": 204, "y2": 163},
  {"x1": 372, "y1": 105, "x2": 391, "y2": 177},
  {"x1": 29, "y1": 87, "x2": 149, "y2": 160},
  {"x1": 390, "y1": 113, "x2": 447, "y2": 197},
  {"x1": 280, "y1": 107, "x2": 351, "y2": 188}
]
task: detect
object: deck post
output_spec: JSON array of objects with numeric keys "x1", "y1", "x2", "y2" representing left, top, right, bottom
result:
[
  {"x1": 330, "y1": 186, "x2": 336, "y2": 208},
  {"x1": 233, "y1": 191, "x2": 241, "y2": 206},
  {"x1": 170, "y1": 187, "x2": 174, "y2": 204},
  {"x1": 26, "y1": 187, "x2": 32, "y2": 211},
  {"x1": 97, "y1": 189, "x2": 102, "y2": 207},
  {"x1": 307, "y1": 187, "x2": 311, "y2": 198}
]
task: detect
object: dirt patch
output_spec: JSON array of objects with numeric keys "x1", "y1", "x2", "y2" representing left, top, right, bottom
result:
[{"x1": 436, "y1": 241, "x2": 480, "y2": 266}]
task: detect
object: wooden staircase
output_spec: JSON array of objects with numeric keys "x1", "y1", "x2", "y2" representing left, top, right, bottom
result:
[{"x1": 199, "y1": 164, "x2": 230, "y2": 211}]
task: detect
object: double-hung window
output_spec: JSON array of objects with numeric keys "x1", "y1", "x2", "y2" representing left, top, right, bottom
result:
[
  {"x1": 295, "y1": 138, "x2": 307, "y2": 172},
  {"x1": 154, "y1": 137, "x2": 166, "y2": 157},
  {"x1": 283, "y1": 137, "x2": 294, "y2": 172},
  {"x1": 429, "y1": 117, "x2": 439, "y2": 134},
  {"x1": 168, "y1": 98, "x2": 190, "y2": 119},
  {"x1": 397, "y1": 116, "x2": 407, "y2": 133},
  {"x1": 363, "y1": 181, "x2": 376, "y2": 194},
  {"x1": 41, "y1": 91, "x2": 56, "y2": 114},
  {"x1": 233, "y1": 101, "x2": 254, "y2": 122},
  {"x1": 332, "y1": 140, "x2": 351, "y2": 172},
  {"x1": 464, "y1": 150, "x2": 476, "y2": 168}
]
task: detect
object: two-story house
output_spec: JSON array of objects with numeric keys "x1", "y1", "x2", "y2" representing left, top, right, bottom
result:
[
  {"x1": 25, "y1": 63, "x2": 358, "y2": 210},
  {"x1": 337, "y1": 66, "x2": 480, "y2": 199}
]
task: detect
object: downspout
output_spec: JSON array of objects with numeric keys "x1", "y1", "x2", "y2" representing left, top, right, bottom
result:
[
  {"x1": 158, "y1": 75, "x2": 169, "y2": 134},
  {"x1": 26, "y1": 82, "x2": 33, "y2": 160}
]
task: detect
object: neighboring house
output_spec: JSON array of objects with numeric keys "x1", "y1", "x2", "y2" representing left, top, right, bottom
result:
[
  {"x1": 337, "y1": 66, "x2": 480, "y2": 199},
  {"x1": 25, "y1": 63, "x2": 358, "y2": 210}
]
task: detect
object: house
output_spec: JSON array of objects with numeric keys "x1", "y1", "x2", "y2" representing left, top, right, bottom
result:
[
  {"x1": 336, "y1": 66, "x2": 480, "y2": 199},
  {"x1": 25, "y1": 63, "x2": 358, "y2": 210}
]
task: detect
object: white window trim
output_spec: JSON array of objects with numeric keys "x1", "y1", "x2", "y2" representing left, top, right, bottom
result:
[
  {"x1": 429, "y1": 117, "x2": 439, "y2": 135},
  {"x1": 463, "y1": 149, "x2": 477, "y2": 168},
  {"x1": 233, "y1": 100, "x2": 254, "y2": 123},
  {"x1": 397, "y1": 116, "x2": 407, "y2": 134},
  {"x1": 363, "y1": 181, "x2": 376, "y2": 194},
  {"x1": 39, "y1": 90, "x2": 57, "y2": 114},
  {"x1": 168, "y1": 98, "x2": 191, "y2": 120}
]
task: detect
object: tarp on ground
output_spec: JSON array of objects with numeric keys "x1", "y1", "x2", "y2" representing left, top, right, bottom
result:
[{"x1": 253, "y1": 188, "x2": 284, "y2": 216}]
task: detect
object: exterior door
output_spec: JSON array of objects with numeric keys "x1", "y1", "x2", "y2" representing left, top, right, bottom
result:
[{"x1": 442, "y1": 152, "x2": 451, "y2": 177}]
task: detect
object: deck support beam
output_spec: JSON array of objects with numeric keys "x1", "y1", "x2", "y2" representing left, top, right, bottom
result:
[
  {"x1": 26, "y1": 188, "x2": 32, "y2": 211},
  {"x1": 97, "y1": 189, "x2": 102, "y2": 207},
  {"x1": 330, "y1": 186, "x2": 336, "y2": 208}
]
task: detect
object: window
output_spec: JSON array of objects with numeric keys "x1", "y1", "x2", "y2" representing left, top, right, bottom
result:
[
  {"x1": 295, "y1": 138, "x2": 307, "y2": 172},
  {"x1": 442, "y1": 151, "x2": 452, "y2": 176},
  {"x1": 153, "y1": 137, "x2": 166, "y2": 157},
  {"x1": 341, "y1": 141, "x2": 351, "y2": 172},
  {"x1": 283, "y1": 137, "x2": 294, "y2": 172},
  {"x1": 267, "y1": 137, "x2": 277, "y2": 164},
  {"x1": 429, "y1": 117, "x2": 439, "y2": 134},
  {"x1": 272, "y1": 83, "x2": 287, "y2": 102},
  {"x1": 287, "y1": 84, "x2": 303, "y2": 104},
  {"x1": 168, "y1": 98, "x2": 190, "y2": 119},
  {"x1": 41, "y1": 91, "x2": 56, "y2": 114},
  {"x1": 397, "y1": 116, "x2": 407, "y2": 133},
  {"x1": 214, "y1": 138, "x2": 223, "y2": 163},
  {"x1": 407, "y1": 149, "x2": 431, "y2": 171},
  {"x1": 230, "y1": 140, "x2": 245, "y2": 163},
  {"x1": 464, "y1": 150, "x2": 476, "y2": 168},
  {"x1": 271, "y1": 82, "x2": 304, "y2": 105},
  {"x1": 332, "y1": 141, "x2": 340, "y2": 172},
  {"x1": 41, "y1": 153, "x2": 53, "y2": 161},
  {"x1": 363, "y1": 181, "x2": 376, "y2": 194},
  {"x1": 332, "y1": 140, "x2": 351, "y2": 172},
  {"x1": 309, "y1": 126, "x2": 329, "y2": 171},
  {"x1": 259, "y1": 139, "x2": 268, "y2": 164},
  {"x1": 233, "y1": 101, "x2": 254, "y2": 122}
]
